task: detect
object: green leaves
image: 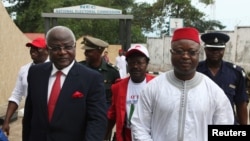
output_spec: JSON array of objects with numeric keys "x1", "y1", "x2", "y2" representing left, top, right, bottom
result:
[
  {"x1": 6, "y1": 0, "x2": 224, "y2": 42},
  {"x1": 199, "y1": 0, "x2": 215, "y2": 5}
]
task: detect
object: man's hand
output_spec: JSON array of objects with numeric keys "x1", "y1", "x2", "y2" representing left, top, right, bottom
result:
[{"x1": 1, "y1": 120, "x2": 10, "y2": 136}]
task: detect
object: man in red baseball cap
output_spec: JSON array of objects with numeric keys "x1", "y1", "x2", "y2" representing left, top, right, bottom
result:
[
  {"x1": 1, "y1": 37, "x2": 49, "y2": 136},
  {"x1": 25, "y1": 37, "x2": 48, "y2": 64}
]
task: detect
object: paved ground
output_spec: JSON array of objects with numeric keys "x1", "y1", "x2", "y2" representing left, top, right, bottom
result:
[
  {"x1": 4, "y1": 117, "x2": 22, "y2": 141},
  {"x1": 0, "y1": 100, "x2": 24, "y2": 141},
  {"x1": 1, "y1": 101, "x2": 249, "y2": 141}
]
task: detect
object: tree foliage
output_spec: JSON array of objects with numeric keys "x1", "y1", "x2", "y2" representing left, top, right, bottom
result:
[
  {"x1": 146, "y1": 0, "x2": 225, "y2": 36},
  {"x1": 130, "y1": 3, "x2": 154, "y2": 32},
  {"x1": 5, "y1": 0, "x2": 226, "y2": 43},
  {"x1": 199, "y1": 0, "x2": 215, "y2": 5}
]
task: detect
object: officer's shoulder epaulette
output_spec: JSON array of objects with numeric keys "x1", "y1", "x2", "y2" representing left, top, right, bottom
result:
[
  {"x1": 107, "y1": 63, "x2": 119, "y2": 71},
  {"x1": 225, "y1": 62, "x2": 246, "y2": 77}
]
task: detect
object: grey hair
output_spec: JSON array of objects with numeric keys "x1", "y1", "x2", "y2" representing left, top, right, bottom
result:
[{"x1": 45, "y1": 26, "x2": 76, "y2": 43}]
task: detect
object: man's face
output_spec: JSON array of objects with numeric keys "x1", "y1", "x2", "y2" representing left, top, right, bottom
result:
[
  {"x1": 127, "y1": 55, "x2": 148, "y2": 83},
  {"x1": 47, "y1": 29, "x2": 76, "y2": 70},
  {"x1": 29, "y1": 46, "x2": 48, "y2": 64},
  {"x1": 204, "y1": 47, "x2": 225, "y2": 62},
  {"x1": 104, "y1": 52, "x2": 108, "y2": 56},
  {"x1": 171, "y1": 39, "x2": 200, "y2": 80},
  {"x1": 84, "y1": 49, "x2": 102, "y2": 63}
]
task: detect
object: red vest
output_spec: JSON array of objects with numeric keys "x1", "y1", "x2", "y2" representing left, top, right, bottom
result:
[{"x1": 107, "y1": 74, "x2": 155, "y2": 141}]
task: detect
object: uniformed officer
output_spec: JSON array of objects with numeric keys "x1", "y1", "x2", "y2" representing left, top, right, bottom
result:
[
  {"x1": 197, "y1": 32, "x2": 249, "y2": 125},
  {"x1": 79, "y1": 36, "x2": 120, "y2": 108}
]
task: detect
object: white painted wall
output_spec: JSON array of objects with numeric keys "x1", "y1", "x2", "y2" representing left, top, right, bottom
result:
[{"x1": 146, "y1": 26, "x2": 250, "y2": 73}]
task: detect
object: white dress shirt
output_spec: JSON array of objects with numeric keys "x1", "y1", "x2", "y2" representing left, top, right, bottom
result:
[{"x1": 8, "y1": 58, "x2": 50, "y2": 105}]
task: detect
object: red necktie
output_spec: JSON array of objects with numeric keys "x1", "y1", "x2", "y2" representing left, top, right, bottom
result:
[{"x1": 48, "y1": 71, "x2": 62, "y2": 122}]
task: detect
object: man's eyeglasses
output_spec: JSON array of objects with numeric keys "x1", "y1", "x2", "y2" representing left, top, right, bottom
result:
[
  {"x1": 48, "y1": 44, "x2": 75, "y2": 52},
  {"x1": 170, "y1": 49, "x2": 200, "y2": 56}
]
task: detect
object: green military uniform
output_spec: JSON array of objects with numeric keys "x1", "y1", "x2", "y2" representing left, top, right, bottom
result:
[
  {"x1": 79, "y1": 60, "x2": 120, "y2": 105},
  {"x1": 79, "y1": 36, "x2": 121, "y2": 107}
]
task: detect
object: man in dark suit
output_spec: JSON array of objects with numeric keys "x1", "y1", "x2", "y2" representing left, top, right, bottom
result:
[{"x1": 22, "y1": 26, "x2": 107, "y2": 141}]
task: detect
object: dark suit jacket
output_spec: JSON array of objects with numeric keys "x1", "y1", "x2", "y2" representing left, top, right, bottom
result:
[{"x1": 22, "y1": 61, "x2": 107, "y2": 141}]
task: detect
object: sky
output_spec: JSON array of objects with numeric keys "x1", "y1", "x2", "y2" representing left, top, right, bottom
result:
[{"x1": 135, "y1": 0, "x2": 250, "y2": 31}]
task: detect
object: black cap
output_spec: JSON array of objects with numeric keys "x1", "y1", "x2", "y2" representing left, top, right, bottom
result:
[
  {"x1": 81, "y1": 36, "x2": 109, "y2": 50},
  {"x1": 201, "y1": 32, "x2": 229, "y2": 48}
]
